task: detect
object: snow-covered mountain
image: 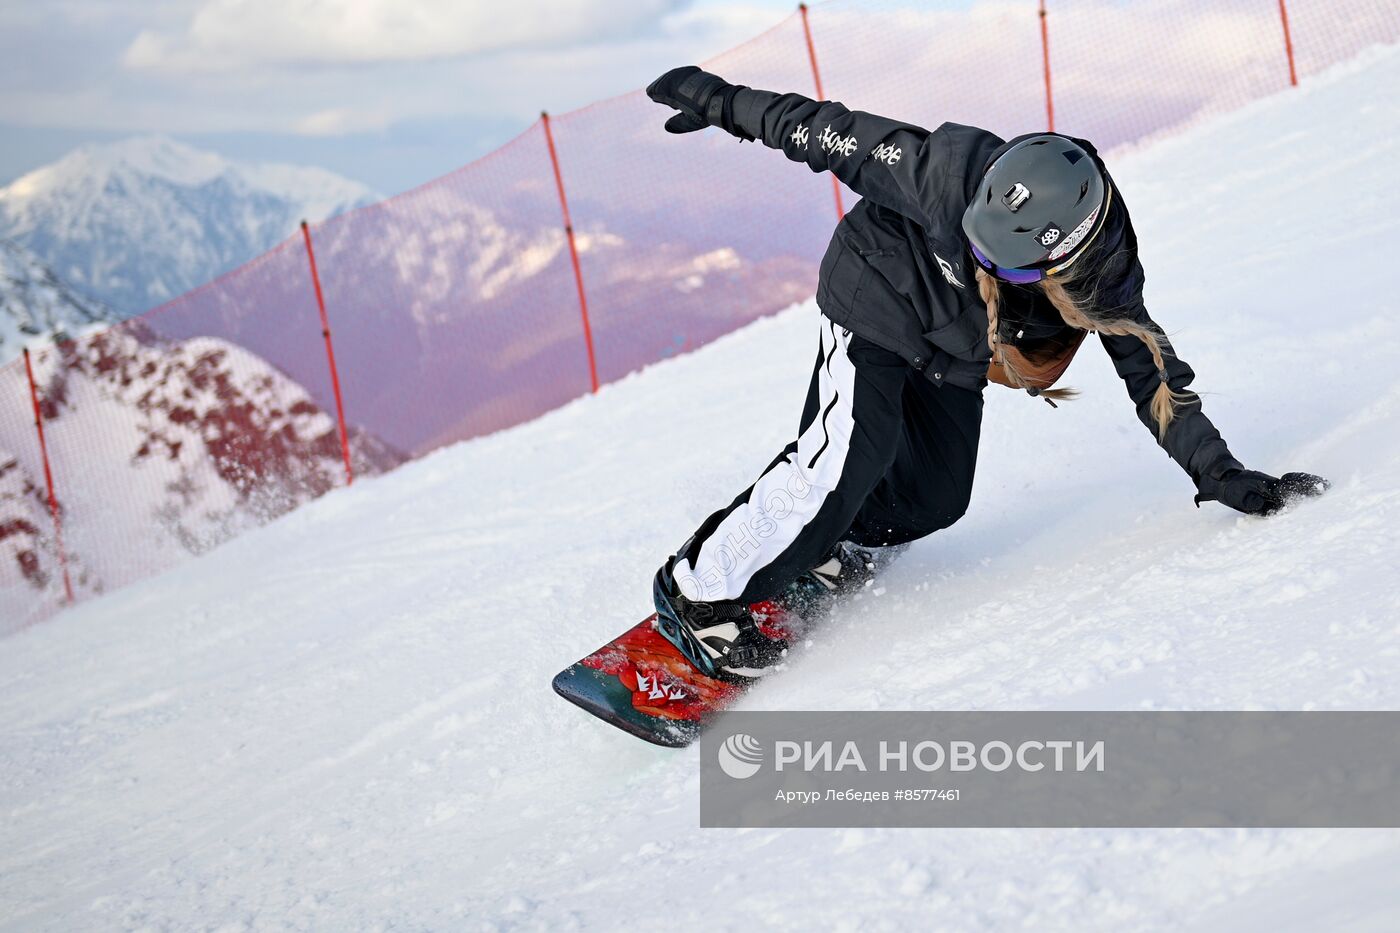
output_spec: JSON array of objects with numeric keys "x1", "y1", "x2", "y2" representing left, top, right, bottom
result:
[
  {"x1": 0, "y1": 325, "x2": 402, "y2": 630},
  {"x1": 0, "y1": 137, "x2": 377, "y2": 317},
  {"x1": 288, "y1": 196, "x2": 817, "y2": 453},
  {"x1": 0, "y1": 239, "x2": 113, "y2": 364}
]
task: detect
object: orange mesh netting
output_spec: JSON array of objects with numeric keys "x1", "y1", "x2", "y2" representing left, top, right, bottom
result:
[{"x1": 2, "y1": 0, "x2": 1395, "y2": 629}]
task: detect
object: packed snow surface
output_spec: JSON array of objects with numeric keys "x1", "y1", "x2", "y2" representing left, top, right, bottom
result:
[{"x1": 4, "y1": 44, "x2": 1400, "y2": 933}]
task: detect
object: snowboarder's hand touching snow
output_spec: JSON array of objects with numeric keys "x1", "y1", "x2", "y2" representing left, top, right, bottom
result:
[
  {"x1": 1196, "y1": 469, "x2": 1329, "y2": 516},
  {"x1": 646, "y1": 66, "x2": 752, "y2": 139}
]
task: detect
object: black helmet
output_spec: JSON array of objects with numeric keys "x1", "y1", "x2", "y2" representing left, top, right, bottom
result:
[{"x1": 962, "y1": 135, "x2": 1107, "y2": 276}]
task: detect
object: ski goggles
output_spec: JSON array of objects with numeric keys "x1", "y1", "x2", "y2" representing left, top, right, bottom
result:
[{"x1": 969, "y1": 242, "x2": 1048, "y2": 284}]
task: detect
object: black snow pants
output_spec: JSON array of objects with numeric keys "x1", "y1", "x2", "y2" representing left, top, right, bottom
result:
[{"x1": 670, "y1": 314, "x2": 983, "y2": 604}]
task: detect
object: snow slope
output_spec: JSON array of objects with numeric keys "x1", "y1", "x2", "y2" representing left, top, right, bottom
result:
[
  {"x1": 0, "y1": 137, "x2": 376, "y2": 316},
  {"x1": 0, "y1": 329, "x2": 404, "y2": 632},
  {"x1": 4, "y1": 43, "x2": 1400, "y2": 932},
  {"x1": 0, "y1": 227, "x2": 405, "y2": 630}
]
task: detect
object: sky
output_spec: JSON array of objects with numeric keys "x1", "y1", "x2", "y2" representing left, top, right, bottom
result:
[{"x1": 0, "y1": 0, "x2": 803, "y2": 195}]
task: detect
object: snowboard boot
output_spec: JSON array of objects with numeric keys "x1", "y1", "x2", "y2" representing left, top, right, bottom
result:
[
  {"x1": 772, "y1": 539, "x2": 881, "y2": 620},
  {"x1": 653, "y1": 558, "x2": 789, "y2": 683}
]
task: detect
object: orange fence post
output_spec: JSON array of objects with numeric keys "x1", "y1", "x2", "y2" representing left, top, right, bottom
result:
[
  {"x1": 541, "y1": 111, "x2": 601, "y2": 395},
  {"x1": 22, "y1": 348, "x2": 74, "y2": 605},
  {"x1": 1039, "y1": 0, "x2": 1056, "y2": 131},
  {"x1": 299, "y1": 220, "x2": 355, "y2": 486},
  {"x1": 1277, "y1": 0, "x2": 1299, "y2": 87},
  {"x1": 799, "y1": 2, "x2": 845, "y2": 220}
]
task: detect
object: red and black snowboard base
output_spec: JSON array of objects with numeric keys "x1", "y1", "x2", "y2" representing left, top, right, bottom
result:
[{"x1": 551, "y1": 613, "x2": 748, "y2": 747}]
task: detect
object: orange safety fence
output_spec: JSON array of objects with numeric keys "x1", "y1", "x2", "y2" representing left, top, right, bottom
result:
[{"x1": 2, "y1": 0, "x2": 1397, "y2": 631}]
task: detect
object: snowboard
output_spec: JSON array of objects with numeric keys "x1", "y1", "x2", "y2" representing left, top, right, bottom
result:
[
  {"x1": 551, "y1": 540, "x2": 901, "y2": 745},
  {"x1": 550, "y1": 612, "x2": 751, "y2": 748},
  {"x1": 552, "y1": 545, "x2": 905, "y2": 747}
]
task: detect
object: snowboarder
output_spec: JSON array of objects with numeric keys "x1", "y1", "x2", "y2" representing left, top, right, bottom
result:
[{"x1": 644, "y1": 66, "x2": 1328, "y2": 683}]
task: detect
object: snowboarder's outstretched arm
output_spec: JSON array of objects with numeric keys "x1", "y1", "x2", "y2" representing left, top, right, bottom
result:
[
  {"x1": 646, "y1": 66, "x2": 949, "y2": 226},
  {"x1": 1096, "y1": 206, "x2": 1327, "y2": 514}
]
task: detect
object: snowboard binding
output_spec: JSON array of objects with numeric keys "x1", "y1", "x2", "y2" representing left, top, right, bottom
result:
[
  {"x1": 652, "y1": 560, "x2": 790, "y2": 683},
  {"x1": 773, "y1": 539, "x2": 883, "y2": 619}
]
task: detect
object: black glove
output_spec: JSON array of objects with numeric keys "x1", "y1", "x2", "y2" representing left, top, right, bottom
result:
[
  {"x1": 645, "y1": 66, "x2": 753, "y2": 140},
  {"x1": 1194, "y1": 468, "x2": 1329, "y2": 516}
]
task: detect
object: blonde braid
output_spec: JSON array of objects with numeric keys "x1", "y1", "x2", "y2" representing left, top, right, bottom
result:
[
  {"x1": 1040, "y1": 275, "x2": 1191, "y2": 441},
  {"x1": 978, "y1": 264, "x2": 1002, "y2": 362},
  {"x1": 977, "y1": 268, "x2": 1189, "y2": 441}
]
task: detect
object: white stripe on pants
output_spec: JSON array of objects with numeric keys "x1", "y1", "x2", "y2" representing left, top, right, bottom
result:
[{"x1": 673, "y1": 318, "x2": 859, "y2": 602}]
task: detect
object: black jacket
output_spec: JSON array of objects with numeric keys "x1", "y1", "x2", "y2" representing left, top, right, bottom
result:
[{"x1": 730, "y1": 88, "x2": 1242, "y2": 490}]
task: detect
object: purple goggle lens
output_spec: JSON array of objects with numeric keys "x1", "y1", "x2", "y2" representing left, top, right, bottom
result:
[{"x1": 969, "y1": 242, "x2": 1044, "y2": 285}]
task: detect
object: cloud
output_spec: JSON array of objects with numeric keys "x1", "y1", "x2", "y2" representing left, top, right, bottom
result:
[
  {"x1": 16, "y1": 0, "x2": 1391, "y2": 197},
  {"x1": 123, "y1": 0, "x2": 687, "y2": 72},
  {"x1": 294, "y1": 107, "x2": 393, "y2": 137}
]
